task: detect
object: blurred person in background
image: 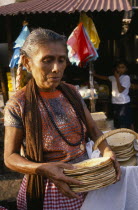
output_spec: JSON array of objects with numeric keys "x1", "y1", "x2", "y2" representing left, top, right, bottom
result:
[{"x1": 93, "y1": 61, "x2": 134, "y2": 129}]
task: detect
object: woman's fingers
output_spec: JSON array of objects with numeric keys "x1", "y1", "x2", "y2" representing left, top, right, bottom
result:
[
  {"x1": 59, "y1": 162, "x2": 75, "y2": 170},
  {"x1": 103, "y1": 149, "x2": 121, "y2": 182},
  {"x1": 51, "y1": 169, "x2": 82, "y2": 185},
  {"x1": 110, "y1": 156, "x2": 121, "y2": 181},
  {"x1": 54, "y1": 180, "x2": 81, "y2": 199},
  {"x1": 59, "y1": 174, "x2": 82, "y2": 185}
]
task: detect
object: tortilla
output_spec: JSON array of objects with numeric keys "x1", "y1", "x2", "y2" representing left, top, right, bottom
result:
[{"x1": 107, "y1": 133, "x2": 135, "y2": 147}]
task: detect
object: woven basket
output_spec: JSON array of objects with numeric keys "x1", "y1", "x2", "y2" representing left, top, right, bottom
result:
[
  {"x1": 93, "y1": 128, "x2": 138, "y2": 164},
  {"x1": 93, "y1": 128, "x2": 138, "y2": 151},
  {"x1": 65, "y1": 129, "x2": 138, "y2": 192}
]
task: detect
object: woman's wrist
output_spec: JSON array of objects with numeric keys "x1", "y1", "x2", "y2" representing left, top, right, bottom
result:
[
  {"x1": 35, "y1": 162, "x2": 49, "y2": 176},
  {"x1": 98, "y1": 140, "x2": 111, "y2": 155},
  {"x1": 103, "y1": 146, "x2": 114, "y2": 153},
  {"x1": 102, "y1": 146, "x2": 116, "y2": 158}
]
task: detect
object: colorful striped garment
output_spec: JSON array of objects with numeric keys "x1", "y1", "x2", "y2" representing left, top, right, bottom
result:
[{"x1": 4, "y1": 83, "x2": 88, "y2": 209}]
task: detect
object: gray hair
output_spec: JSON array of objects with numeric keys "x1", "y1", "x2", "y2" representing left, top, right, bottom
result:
[{"x1": 20, "y1": 28, "x2": 67, "y2": 57}]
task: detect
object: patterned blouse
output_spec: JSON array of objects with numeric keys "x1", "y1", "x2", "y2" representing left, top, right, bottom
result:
[{"x1": 4, "y1": 83, "x2": 88, "y2": 163}]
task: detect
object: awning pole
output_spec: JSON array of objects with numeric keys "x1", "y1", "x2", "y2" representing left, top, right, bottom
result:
[{"x1": 89, "y1": 61, "x2": 95, "y2": 113}]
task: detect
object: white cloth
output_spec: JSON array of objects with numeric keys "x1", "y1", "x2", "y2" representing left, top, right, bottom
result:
[
  {"x1": 86, "y1": 140, "x2": 100, "y2": 159},
  {"x1": 108, "y1": 75, "x2": 130, "y2": 104},
  {"x1": 80, "y1": 166, "x2": 138, "y2": 210}
]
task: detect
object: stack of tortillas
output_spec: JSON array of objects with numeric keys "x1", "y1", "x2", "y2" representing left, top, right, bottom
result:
[
  {"x1": 119, "y1": 156, "x2": 137, "y2": 166},
  {"x1": 106, "y1": 132, "x2": 136, "y2": 165},
  {"x1": 64, "y1": 157, "x2": 116, "y2": 193},
  {"x1": 93, "y1": 129, "x2": 138, "y2": 167}
]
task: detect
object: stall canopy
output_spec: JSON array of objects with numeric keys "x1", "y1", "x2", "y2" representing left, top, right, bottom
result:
[{"x1": 0, "y1": 0, "x2": 132, "y2": 16}]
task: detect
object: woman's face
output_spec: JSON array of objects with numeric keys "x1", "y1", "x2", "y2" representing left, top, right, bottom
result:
[{"x1": 25, "y1": 41, "x2": 67, "y2": 91}]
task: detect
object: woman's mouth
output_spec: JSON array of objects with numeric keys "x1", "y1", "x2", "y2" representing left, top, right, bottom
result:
[{"x1": 49, "y1": 77, "x2": 60, "y2": 82}]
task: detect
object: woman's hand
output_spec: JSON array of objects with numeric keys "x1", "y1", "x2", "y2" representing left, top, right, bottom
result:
[
  {"x1": 36, "y1": 162, "x2": 82, "y2": 199},
  {"x1": 103, "y1": 147, "x2": 121, "y2": 182}
]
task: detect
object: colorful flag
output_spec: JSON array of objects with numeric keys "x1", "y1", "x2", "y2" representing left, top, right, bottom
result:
[
  {"x1": 67, "y1": 23, "x2": 98, "y2": 67},
  {"x1": 80, "y1": 12, "x2": 100, "y2": 49},
  {"x1": 9, "y1": 25, "x2": 30, "y2": 68}
]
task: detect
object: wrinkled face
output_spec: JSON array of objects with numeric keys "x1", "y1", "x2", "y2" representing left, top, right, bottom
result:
[
  {"x1": 24, "y1": 41, "x2": 67, "y2": 91},
  {"x1": 116, "y1": 64, "x2": 127, "y2": 75}
]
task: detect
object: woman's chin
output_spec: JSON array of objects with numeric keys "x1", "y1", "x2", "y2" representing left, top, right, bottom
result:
[{"x1": 39, "y1": 83, "x2": 59, "y2": 92}]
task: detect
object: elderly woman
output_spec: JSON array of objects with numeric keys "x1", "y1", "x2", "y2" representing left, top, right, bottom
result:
[{"x1": 4, "y1": 28, "x2": 120, "y2": 210}]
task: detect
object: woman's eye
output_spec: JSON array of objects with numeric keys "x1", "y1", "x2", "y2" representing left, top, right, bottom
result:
[
  {"x1": 59, "y1": 59, "x2": 66, "y2": 63},
  {"x1": 43, "y1": 59, "x2": 52, "y2": 64}
]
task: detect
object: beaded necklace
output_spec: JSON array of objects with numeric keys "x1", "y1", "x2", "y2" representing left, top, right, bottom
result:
[{"x1": 38, "y1": 92, "x2": 85, "y2": 151}]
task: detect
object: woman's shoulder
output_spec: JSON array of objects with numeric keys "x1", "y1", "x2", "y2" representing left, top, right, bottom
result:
[
  {"x1": 4, "y1": 87, "x2": 26, "y2": 128},
  {"x1": 6, "y1": 86, "x2": 26, "y2": 107},
  {"x1": 61, "y1": 82, "x2": 81, "y2": 97},
  {"x1": 61, "y1": 82, "x2": 77, "y2": 91}
]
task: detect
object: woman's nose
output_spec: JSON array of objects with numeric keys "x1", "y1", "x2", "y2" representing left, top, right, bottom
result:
[{"x1": 52, "y1": 62, "x2": 59, "y2": 73}]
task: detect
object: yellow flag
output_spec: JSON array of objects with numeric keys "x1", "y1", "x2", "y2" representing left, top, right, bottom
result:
[{"x1": 80, "y1": 12, "x2": 100, "y2": 49}]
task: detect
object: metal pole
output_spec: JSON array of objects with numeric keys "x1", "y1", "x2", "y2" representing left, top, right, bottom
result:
[{"x1": 89, "y1": 61, "x2": 95, "y2": 112}]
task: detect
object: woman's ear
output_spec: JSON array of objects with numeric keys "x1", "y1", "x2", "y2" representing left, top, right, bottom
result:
[{"x1": 21, "y1": 55, "x2": 32, "y2": 73}]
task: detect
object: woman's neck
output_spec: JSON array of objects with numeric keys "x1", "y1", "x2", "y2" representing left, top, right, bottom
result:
[{"x1": 38, "y1": 87, "x2": 57, "y2": 92}]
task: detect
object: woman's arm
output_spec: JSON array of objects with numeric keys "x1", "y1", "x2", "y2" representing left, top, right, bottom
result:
[
  {"x1": 83, "y1": 106, "x2": 121, "y2": 181},
  {"x1": 83, "y1": 106, "x2": 110, "y2": 154},
  {"x1": 4, "y1": 126, "x2": 82, "y2": 199},
  {"x1": 4, "y1": 127, "x2": 41, "y2": 174}
]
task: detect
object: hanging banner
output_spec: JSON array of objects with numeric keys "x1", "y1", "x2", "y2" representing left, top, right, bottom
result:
[
  {"x1": 9, "y1": 24, "x2": 30, "y2": 68},
  {"x1": 67, "y1": 23, "x2": 98, "y2": 67},
  {"x1": 80, "y1": 12, "x2": 100, "y2": 49}
]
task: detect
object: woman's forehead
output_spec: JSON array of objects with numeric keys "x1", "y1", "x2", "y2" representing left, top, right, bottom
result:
[{"x1": 33, "y1": 42, "x2": 67, "y2": 56}]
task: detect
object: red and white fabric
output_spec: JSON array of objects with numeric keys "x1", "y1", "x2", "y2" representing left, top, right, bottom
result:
[{"x1": 17, "y1": 176, "x2": 86, "y2": 210}]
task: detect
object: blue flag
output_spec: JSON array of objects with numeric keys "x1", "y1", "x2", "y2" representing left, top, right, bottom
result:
[{"x1": 9, "y1": 25, "x2": 30, "y2": 68}]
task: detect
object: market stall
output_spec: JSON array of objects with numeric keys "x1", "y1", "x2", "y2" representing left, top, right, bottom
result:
[{"x1": 0, "y1": 0, "x2": 132, "y2": 102}]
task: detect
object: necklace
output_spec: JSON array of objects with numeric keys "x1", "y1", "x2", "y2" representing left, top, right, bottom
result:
[{"x1": 38, "y1": 92, "x2": 85, "y2": 151}]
